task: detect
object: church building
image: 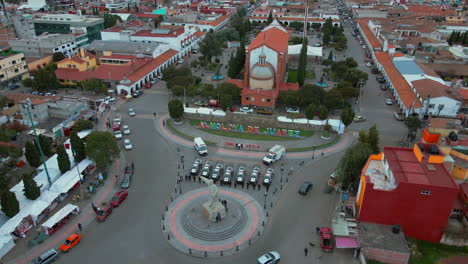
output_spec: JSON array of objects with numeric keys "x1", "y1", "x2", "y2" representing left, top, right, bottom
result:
[{"x1": 228, "y1": 20, "x2": 299, "y2": 111}]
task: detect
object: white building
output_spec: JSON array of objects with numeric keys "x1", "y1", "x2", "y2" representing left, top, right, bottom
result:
[{"x1": 8, "y1": 33, "x2": 77, "y2": 58}]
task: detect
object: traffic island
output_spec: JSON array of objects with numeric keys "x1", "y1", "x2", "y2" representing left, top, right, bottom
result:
[{"x1": 162, "y1": 188, "x2": 265, "y2": 257}]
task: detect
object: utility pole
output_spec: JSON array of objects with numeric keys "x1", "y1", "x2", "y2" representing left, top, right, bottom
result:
[
  {"x1": 23, "y1": 99, "x2": 52, "y2": 188},
  {"x1": 70, "y1": 147, "x2": 84, "y2": 200},
  {"x1": 357, "y1": 79, "x2": 366, "y2": 113},
  {"x1": 303, "y1": 0, "x2": 309, "y2": 39}
]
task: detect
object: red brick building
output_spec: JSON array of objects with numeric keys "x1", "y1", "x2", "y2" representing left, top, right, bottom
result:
[
  {"x1": 228, "y1": 20, "x2": 299, "y2": 111},
  {"x1": 356, "y1": 144, "x2": 459, "y2": 243}
]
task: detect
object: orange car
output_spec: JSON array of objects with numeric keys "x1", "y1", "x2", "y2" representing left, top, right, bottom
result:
[{"x1": 59, "y1": 234, "x2": 82, "y2": 252}]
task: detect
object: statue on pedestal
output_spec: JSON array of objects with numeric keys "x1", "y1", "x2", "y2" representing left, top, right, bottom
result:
[{"x1": 200, "y1": 176, "x2": 226, "y2": 222}]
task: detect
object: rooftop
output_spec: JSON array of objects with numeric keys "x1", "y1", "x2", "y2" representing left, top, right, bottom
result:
[
  {"x1": 248, "y1": 20, "x2": 289, "y2": 53},
  {"x1": 358, "y1": 222, "x2": 410, "y2": 254},
  {"x1": 383, "y1": 146, "x2": 457, "y2": 188},
  {"x1": 364, "y1": 159, "x2": 397, "y2": 191},
  {"x1": 85, "y1": 40, "x2": 161, "y2": 56},
  {"x1": 131, "y1": 27, "x2": 185, "y2": 38},
  {"x1": 5, "y1": 94, "x2": 61, "y2": 105}
]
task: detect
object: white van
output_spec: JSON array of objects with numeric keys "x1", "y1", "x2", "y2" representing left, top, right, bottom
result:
[
  {"x1": 194, "y1": 137, "x2": 208, "y2": 156},
  {"x1": 263, "y1": 145, "x2": 286, "y2": 165}
]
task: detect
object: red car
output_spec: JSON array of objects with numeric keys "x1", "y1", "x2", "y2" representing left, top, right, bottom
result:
[
  {"x1": 144, "y1": 83, "x2": 152, "y2": 89},
  {"x1": 320, "y1": 228, "x2": 334, "y2": 251},
  {"x1": 96, "y1": 205, "x2": 113, "y2": 222},
  {"x1": 110, "y1": 190, "x2": 128, "y2": 207}
]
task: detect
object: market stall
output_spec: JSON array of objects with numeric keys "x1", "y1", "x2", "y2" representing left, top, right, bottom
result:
[
  {"x1": 0, "y1": 235, "x2": 15, "y2": 259},
  {"x1": 41, "y1": 204, "x2": 80, "y2": 235}
]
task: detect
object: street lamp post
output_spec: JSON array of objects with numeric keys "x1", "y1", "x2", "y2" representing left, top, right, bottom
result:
[
  {"x1": 70, "y1": 148, "x2": 84, "y2": 199},
  {"x1": 263, "y1": 192, "x2": 267, "y2": 210},
  {"x1": 312, "y1": 145, "x2": 316, "y2": 160},
  {"x1": 23, "y1": 99, "x2": 52, "y2": 188},
  {"x1": 280, "y1": 166, "x2": 284, "y2": 183}
]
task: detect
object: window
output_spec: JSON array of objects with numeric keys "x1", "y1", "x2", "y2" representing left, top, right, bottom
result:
[
  {"x1": 14, "y1": 69, "x2": 18, "y2": 72},
  {"x1": 251, "y1": 97, "x2": 255, "y2": 102},
  {"x1": 245, "y1": 97, "x2": 249, "y2": 101},
  {"x1": 0, "y1": 74, "x2": 4, "y2": 78},
  {"x1": 267, "y1": 99, "x2": 270, "y2": 102},
  {"x1": 11, "y1": 60, "x2": 16, "y2": 64},
  {"x1": 261, "y1": 98, "x2": 265, "y2": 102},
  {"x1": 420, "y1": 190, "x2": 431, "y2": 195},
  {"x1": 429, "y1": 104, "x2": 435, "y2": 108}
]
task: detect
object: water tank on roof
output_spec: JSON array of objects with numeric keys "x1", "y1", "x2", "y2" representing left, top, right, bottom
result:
[
  {"x1": 429, "y1": 145, "x2": 439, "y2": 155},
  {"x1": 448, "y1": 131, "x2": 458, "y2": 142},
  {"x1": 392, "y1": 225, "x2": 400, "y2": 234}
]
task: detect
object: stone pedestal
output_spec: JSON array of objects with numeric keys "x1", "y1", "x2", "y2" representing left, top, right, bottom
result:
[{"x1": 203, "y1": 200, "x2": 226, "y2": 222}]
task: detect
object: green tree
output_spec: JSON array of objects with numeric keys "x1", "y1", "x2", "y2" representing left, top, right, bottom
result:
[
  {"x1": 267, "y1": 10, "x2": 273, "y2": 25},
  {"x1": 0, "y1": 174, "x2": 9, "y2": 192},
  {"x1": 32, "y1": 67, "x2": 58, "y2": 91},
  {"x1": 404, "y1": 116, "x2": 422, "y2": 142},
  {"x1": 37, "y1": 135, "x2": 53, "y2": 157},
  {"x1": 336, "y1": 143, "x2": 373, "y2": 192},
  {"x1": 199, "y1": 83, "x2": 216, "y2": 98},
  {"x1": 305, "y1": 103, "x2": 317, "y2": 119},
  {"x1": 56, "y1": 144, "x2": 70, "y2": 174},
  {"x1": 83, "y1": 78, "x2": 106, "y2": 93},
  {"x1": 23, "y1": 172, "x2": 40, "y2": 200},
  {"x1": 358, "y1": 130, "x2": 369, "y2": 144},
  {"x1": 154, "y1": 15, "x2": 164, "y2": 28},
  {"x1": 199, "y1": 32, "x2": 222, "y2": 62},
  {"x1": 297, "y1": 39, "x2": 308, "y2": 86},
  {"x1": 85, "y1": 131, "x2": 120, "y2": 170},
  {"x1": 52, "y1": 52, "x2": 65, "y2": 62},
  {"x1": 323, "y1": 32, "x2": 331, "y2": 45},
  {"x1": 220, "y1": 94, "x2": 233, "y2": 111},
  {"x1": 0, "y1": 95, "x2": 13, "y2": 109},
  {"x1": 368, "y1": 124, "x2": 380, "y2": 153},
  {"x1": 299, "y1": 84, "x2": 325, "y2": 106},
  {"x1": 344, "y1": 68, "x2": 368, "y2": 86},
  {"x1": 0, "y1": 128, "x2": 16, "y2": 142},
  {"x1": 340, "y1": 107, "x2": 355, "y2": 126},
  {"x1": 70, "y1": 131, "x2": 86, "y2": 162},
  {"x1": 218, "y1": 83, "x2": 241, "y2": 103},
  {"x1": 318, "y1": 106, "x2": 328, "y2": 120},
  {"x1": 103, "y1": 13, "x2": 122, "y2": 28},
  {"x1": 290, "y1": 36, "x2": 303, "y2": 45},
  {"x1": 73, "y1": 119, "x2": 94, "y2": 132},
  {"x1": 25, "y1": 141, "x2": 41, "y2": 168},
  {"x1": 244, "y1": 19, "x2": 252, "y2": 34},
  {"x1": 171, "y1": 85, "x2": 184, "y2": 97},
  {"x1": 323, "y1": 89, "x2": 343, "y2": 109},
  {"x1": 333, "y1": 35, "x2": 348, "y2": 51},
  {"x1": 22, "y1": 77, "x2": 33, "y2": 88},
  {"x1": 168, "y1": 99, "x2": 184, "y2": 120},
  {"x1": 1, "y1": 190, "x2": 20, "y2": 217},
  {"x1": 278, "y1": 90, "x2": 300, "y2": 106},
  {"x1": 234, "y1": 37, "x2": 246, "y2": 77},
  {"x1": 227, "y1": 52, "x2": 238, "y2": 79},
  {"x1": 336, "y1": 81, "x2": 358, "y2": 98}
]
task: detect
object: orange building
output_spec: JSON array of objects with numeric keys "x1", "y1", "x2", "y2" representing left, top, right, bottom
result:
[{"x1": 227, "y1": 20, "x2": 299, "y2": 111}]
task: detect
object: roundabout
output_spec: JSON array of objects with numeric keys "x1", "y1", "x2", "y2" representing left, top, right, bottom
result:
[{"x1": 163, "y1": 187, "x2": 265, "y2": 257}]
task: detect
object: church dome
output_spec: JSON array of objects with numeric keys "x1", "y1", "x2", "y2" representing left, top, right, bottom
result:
[{"x1": 250, "y1": 63, "x2": 274, "y2": 79}]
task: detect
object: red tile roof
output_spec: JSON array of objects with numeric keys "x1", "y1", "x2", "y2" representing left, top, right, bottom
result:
[
  {"x1": 5, "y1": 94, "x2": 61, "y2": 105},
  {"x1": 384, "y1": 146, "x2": 458, "y2": 188},
  {"x1": 194, "y1": 31, "x2": 205, "y2": 39},
  {"x1": 407, "y1": 5, "x2": 456, "y2": 17},
  {"x1": 248, "y1": 26, "x2": 289, "y2": 53},
  {"x1": 375, "y1": 52, "x2": 422, "y2": 109},
  {"x1": 411, "y1": 79, "x2": 453, "y2": 99},
  {"x1": 458, "y1": 89, "x2": 468, "y2": 100},
  {"x1": 357, "y1": 19, "x2": 381, "y2": 49},
  {"x1": 99, "y1": 54, "x2": 138, "y2": 61},
  {"x1": 127, "y1": 49, "x2": 178, "y2": 83}
]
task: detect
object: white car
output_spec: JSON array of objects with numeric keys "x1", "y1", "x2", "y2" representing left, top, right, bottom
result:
[
  {"x1": 151, "y1": 79, "x2": 158, "y2": 84},
  {"x1": 286, "y1": 107, "x2": 299, "y2": 113},
  {"x1": 386, "y1": 98, "x2": 393, "y2": 105},
  {"x1": 157, "y1": 73, "x2": 163, "y2": 79},
  {"x1": 105, "y1": 96, "x2": 116, "y2": 103},
  {"x1": 124, "y1": 139, "x2": 133, "y2": 150},
  {"x1": 240, "y1": 107, "x2": 254, "y2": 113},
  {"x1": 114, "y1": 131, "x2": 122, "y2": 140},
  {"x1": 365, "y1": 62, "x2": 372, "y2": 67},
  {"x1": 362, "y1": 44, "x2": 366, "y2": 49},
  {"x1": 122, "y1": 125, "x2": 130, "y2": 135},
  {"x1": 128, "y1": 108, "x2": 136, "y2": 117},
  {"x1": 177, "y1": 59, "x2": 184, "y2": 64},
  {"x1": 257, "y1": 251, "x2": 281, "y2": 264},
  {"x1": 113, "y1": 117, "x2": 121, "y2": 125},
  {"x1": 353, "y1": 115, "x2": 367, "y2": 122}
]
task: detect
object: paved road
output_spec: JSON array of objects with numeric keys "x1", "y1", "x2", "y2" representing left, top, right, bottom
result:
[{"x1": 54, "y1": 81, "x2": 356, "y2": 264}]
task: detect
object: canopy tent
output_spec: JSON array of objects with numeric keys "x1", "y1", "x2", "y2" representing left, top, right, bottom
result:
[
  {"x1": 335, "y1": 237, "x2": 360, "y2": 248},
  {"x1": 50, "y1": 159, "x2": 93, "y2": 194},
  {"x1": 0, "y1": 235, "x2": 15, "y2": 259},
  {"x1": 184, "y1": 107, "x2": 226, "y2": 116},
  {"x1": 277, "y1": 117, "x2": 345, "y2": 134},
  {"x1": 64, "y1": 129, "x2": 93, "y2": 148},
  {"x1": 288, "y1": 44, "x2": 323, "y2": 57},
  {"x1": 41, "y1": 204, "x2": 79, "y2": 229},
  {"x1": 37, "y1": 148, "x2": 76, "y2": 171},
  {"x1": 0, "y1": 210, "x2": 32, "y2": 237}
]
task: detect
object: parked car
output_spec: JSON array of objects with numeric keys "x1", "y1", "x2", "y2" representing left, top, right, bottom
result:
[
  {"x1": 362, "y1": 45, "x2": 366, "y2": 49},
  {"x1": 236, "y1": 165, "x2": 246, "y2": 184},
  {"x1": 122, "y1": 125, "x2": 130, "y2": 135},
  {"x1": 190, "y1": 158, "x2": 203, "y2": 175},
  {"x1": 123, "y1": 139, "x2": 133, "y2": 150},
  {"x1": 376, "y1": 76, "x2": 385, "y2": 83},
  {"x1": 393, "y1": 112, "x2": 404, "y2": 121},
  {"x1": 222, "y1": 166, "x2": 233, "y2": 184},
  {"x1": 240, "y1": 106, "x2": 254, "y2": 113},
  {"x1": 286, "y1": 107, "x2": 299, "y2": 113},
  {"x1": 320, "y1": 228, "x2": 334, "y2": 251},
  {"x1": 34, "y1": 248, "x2": 58, "y2": 264},
  {"x1": 59, "y1": 234, "x2": 81, "y2": 252},
  {"x1": 353, "y1": 116, "x2": 367, "y2": 122},
  {"x1": 263, "y1": 168, "x2": 274, "y2": 186},
  {"x1": 96, "y1": 205, "x2": 113, "y2": 222},
  {"x1": 121, "y1": 172, "x2": 132, "y2": 189},
  {"x1": 257, "y1": 251, "x2": 281, "y2": 264},
  {"x1": 128, "y1": 108, "x2": 136, "y2": 117},
  {"x1": 144, "y1": 83, "x2": 152, "y2": 89},
  {"x1": 365, "y1": 62, "x2": 372, "y2": 67},
  {"x1": 194, "y1": 101, "x2": 208, "y2": 107},
  {"x1": 385, "y1": 98, "x2": 393, "y2": 105},
  {"x1": 104, "y1": 96, "x2": 116, "y2": 103},
  {"x1": 201, "y1": 160, "x2": 213, "y2": 178},
  {"x1": 371, "y1": 67, "x2": 379, "y2": 74},
  {"x1": 151, "y1": 79, "x2": 158, "y2": 84},
  {"x1": 211, "y1": 162, "x2": 224, "y2": 181},
  {"x1": 9, "y1": 84, "x2": 20, "y2": 90},
  {"x1": 114, "y1": 130, "x2": 122, "y2": 140},
  {"x1": 298, "y1": 181, "x2": 313, "y2": 195},
  {"x1": 110, "y1": 190, "x2": 128, "y2": 207},
  {"x1": 157, "y1": 73, "x2": 163, "y2": 79},
  {"x1": 380, "y1": 84, "x2": 387, "y2": 90},
  {"x1": 177, "y1": 59, "x2": 184, "y2": 64},
  {"x1": 249, "y1": 166, "x2": 261, "y2": 185}
]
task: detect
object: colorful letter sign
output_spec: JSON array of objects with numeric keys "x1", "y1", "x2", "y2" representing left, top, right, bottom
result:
[{"x1": 198, "y1": 121, "x2": 300, "y2": 137}]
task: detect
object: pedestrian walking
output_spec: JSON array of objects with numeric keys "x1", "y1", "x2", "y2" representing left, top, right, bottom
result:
[
  {"x1": 78, "y1": 223, "x2": 83, "y2": 231},
  {"x1": 304, "y1": 247, "x2": 308, "y2": 256},
  {"x1": 132, "y1": 162, "x2": 134, "y2": 169},
  {"x1": 153, "y1": 112, "x2": 156, "y2": 117},
  {"x1": 163, "y1": 120, "x2": 165, "y2": 126},
  {"x1": 316, "y1": 226, "x2": 320, "y2": 234}
]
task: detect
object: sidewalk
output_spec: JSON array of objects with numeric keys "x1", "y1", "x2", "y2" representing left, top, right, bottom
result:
[{"x1": 3, "y1": 106, "x2": 126, "y2": 264}]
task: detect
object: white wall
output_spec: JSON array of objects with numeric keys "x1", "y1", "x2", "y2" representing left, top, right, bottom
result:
[
  {"x1": 249, "y1": 45, "x2": 278, "y2": 73},
  {"x1": 420, "y1": 97, "x2": 461, "y2": 118}
]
